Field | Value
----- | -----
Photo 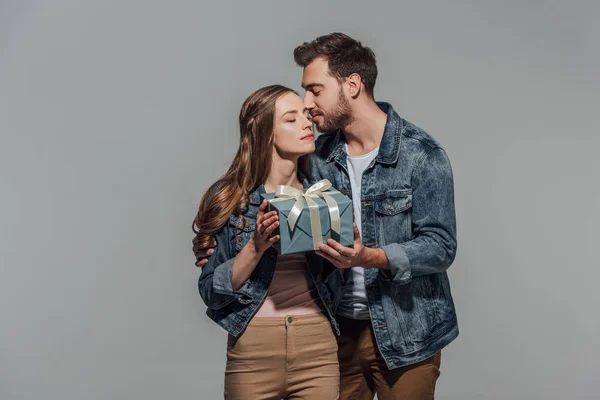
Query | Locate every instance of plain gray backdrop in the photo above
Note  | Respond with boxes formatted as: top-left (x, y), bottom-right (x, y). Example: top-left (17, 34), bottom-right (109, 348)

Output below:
top-left (1, 0), bottom-right (598, 399)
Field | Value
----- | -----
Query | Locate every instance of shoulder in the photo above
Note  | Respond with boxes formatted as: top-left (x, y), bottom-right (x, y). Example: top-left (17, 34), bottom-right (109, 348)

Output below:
top-left (401, 118), bottom-right (444, 152)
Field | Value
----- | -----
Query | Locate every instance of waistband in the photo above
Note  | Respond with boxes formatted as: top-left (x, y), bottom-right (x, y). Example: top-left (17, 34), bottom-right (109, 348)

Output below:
top-left (250, 312), bottom-right (328, 327)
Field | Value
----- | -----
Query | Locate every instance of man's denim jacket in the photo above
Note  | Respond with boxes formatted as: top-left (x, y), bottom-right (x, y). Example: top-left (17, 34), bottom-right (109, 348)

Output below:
top-left (198, 181), bottom-right (344, 338)
top-left (310, 102), bottom-right (459, 369)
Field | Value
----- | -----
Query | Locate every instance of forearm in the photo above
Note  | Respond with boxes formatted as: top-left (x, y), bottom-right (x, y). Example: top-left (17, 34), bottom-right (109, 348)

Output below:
top-left (362, 247), bottom-right (390, 269)
top-left (201, 241), bottom-right (263, 308)
top-left (359, 239), bottom-right (455, 278)
top-left (231, 239), bottom-right (264, 291)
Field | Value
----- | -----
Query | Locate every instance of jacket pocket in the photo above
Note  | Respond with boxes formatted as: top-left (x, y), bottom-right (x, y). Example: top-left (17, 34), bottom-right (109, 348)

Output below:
top-left (379, 276), bottom-right (434, 353)
top-left (379, 274), bottom-right (454, 353)
top-left (374, 191), bottom-right (412, 245)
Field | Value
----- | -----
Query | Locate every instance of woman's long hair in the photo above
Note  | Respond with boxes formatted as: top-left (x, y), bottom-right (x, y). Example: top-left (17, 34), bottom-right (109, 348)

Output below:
top-left (192, 85), bottom-right (310, 256)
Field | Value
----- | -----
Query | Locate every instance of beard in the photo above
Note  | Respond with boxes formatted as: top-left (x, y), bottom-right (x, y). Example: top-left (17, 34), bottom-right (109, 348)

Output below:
top-left (313, 88), bottom-right (354, 133)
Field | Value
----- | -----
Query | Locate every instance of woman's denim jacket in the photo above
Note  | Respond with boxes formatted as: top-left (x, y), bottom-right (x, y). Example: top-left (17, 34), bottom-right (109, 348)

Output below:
top-left (198, 181), bottom-right (344, 337)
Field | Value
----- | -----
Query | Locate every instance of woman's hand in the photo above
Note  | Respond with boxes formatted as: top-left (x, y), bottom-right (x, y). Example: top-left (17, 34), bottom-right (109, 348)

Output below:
top-left (249, 199), bottom-right (280, 254)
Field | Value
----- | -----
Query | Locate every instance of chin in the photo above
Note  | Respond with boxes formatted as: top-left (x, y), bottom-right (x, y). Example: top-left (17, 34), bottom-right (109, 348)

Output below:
top-left (316, 123), bottom-right (336, 134)
top-left (299, 142), bottom-right (315, 156)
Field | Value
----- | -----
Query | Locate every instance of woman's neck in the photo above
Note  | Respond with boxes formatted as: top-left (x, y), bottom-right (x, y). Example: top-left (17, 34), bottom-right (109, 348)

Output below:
top-left (264, 154), bottom-right (302, 193)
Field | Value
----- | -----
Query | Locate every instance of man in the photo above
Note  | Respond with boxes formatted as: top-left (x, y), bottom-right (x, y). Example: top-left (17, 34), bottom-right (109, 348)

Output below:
top-left (195, 33), bottom-right (458, 400)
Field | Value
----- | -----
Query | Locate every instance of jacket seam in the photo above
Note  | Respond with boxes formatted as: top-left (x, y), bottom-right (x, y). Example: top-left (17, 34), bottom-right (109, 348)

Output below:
top-left (410, 146), bottom-right (443, 182)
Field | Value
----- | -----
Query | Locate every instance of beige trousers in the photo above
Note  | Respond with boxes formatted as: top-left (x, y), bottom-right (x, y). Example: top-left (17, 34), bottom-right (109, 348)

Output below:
top-left (224, 312), bottom-right (339, 399)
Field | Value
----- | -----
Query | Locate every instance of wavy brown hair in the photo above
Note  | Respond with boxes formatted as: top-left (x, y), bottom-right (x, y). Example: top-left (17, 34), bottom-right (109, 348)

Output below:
top-left (192, 85), bottom-right (310, 257)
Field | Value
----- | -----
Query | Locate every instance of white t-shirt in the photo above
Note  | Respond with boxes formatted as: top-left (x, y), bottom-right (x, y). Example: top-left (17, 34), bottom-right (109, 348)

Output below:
top-left (336, 143), bottom-right (379, 320)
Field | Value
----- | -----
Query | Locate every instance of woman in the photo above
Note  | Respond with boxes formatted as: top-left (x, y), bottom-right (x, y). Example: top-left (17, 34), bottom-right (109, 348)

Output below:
top-left (192, 85), bottom-right (343, 399)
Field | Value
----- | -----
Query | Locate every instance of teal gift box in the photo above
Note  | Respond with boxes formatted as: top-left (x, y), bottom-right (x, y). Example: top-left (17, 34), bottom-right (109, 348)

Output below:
top-left (260, 180), bottom-right (354, 255)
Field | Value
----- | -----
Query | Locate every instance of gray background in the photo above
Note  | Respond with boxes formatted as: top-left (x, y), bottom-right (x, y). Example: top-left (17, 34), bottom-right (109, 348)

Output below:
top-left (1, 0), bottom-right (598, 399)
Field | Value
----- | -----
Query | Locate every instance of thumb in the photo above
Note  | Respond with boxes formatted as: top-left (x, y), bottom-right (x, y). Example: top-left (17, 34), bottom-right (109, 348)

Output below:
top-left (353, 223), bottom-right (361, 242)
top-left (258, 199), bottom-right (268, 216)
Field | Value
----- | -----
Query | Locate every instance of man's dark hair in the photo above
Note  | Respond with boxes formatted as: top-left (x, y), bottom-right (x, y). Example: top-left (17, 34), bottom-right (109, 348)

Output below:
top-left (293, 32), bottom-right (378, 97)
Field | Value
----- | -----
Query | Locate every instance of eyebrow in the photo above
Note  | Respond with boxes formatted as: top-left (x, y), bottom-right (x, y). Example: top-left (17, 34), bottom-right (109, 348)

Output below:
top-left (301, 82), bottom-right (325, 90)
top-left (281, 108), bottom-right (309, 118)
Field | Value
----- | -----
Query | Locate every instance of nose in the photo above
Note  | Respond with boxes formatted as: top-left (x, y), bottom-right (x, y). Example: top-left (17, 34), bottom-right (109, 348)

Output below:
top-left (302, 114), bottom-right (313, 130)
top-left (303, 92), bottom-right (315, 110)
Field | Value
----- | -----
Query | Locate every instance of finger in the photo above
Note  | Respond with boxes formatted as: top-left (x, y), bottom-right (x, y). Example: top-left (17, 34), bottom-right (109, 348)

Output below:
top-left (195, 258), bottom-right (209, 267)
top-left (326, 251), bottom-right (352, 268)
top-left (195, 247), bottom-right (214, 258)
top-left (261, 215), bottom-right (279, 229)
top-left (257, 211), bottom-right (276, 229)
top-left (264, 211), bottom-right (278, 219)
top-left (259, 223), bottom-right (269, 236)
top-left (264, 220), bottom-right (280, 235)
top-left (269, 235), bottom-right (280, 244)
top-left (326, 239), bottom-right (356, 258)
top-left (259, 199), bottom-right (269, 212)
top-left (318, 243), bottom-right (344, 261)
top-left (209, 238), bottom-right (217, 247)
top-left (257, 200), bottom-right (268, 220)
top-left (353, 223), bottom-right (361, 242)
top-left (316, 251), bottom-right (345, 269)
top-left (258, 217), bottom-right (271, 234)
top-left (262, 214), bottom-right (278, 224)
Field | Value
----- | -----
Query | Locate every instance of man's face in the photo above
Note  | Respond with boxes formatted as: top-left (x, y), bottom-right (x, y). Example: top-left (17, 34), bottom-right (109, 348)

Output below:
top-left (301, 57), bottom-right (353, 133)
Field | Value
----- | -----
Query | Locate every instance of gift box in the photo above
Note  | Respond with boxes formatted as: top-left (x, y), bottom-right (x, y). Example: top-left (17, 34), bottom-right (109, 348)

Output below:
top-left (260, 179), bottom-right (354, 254)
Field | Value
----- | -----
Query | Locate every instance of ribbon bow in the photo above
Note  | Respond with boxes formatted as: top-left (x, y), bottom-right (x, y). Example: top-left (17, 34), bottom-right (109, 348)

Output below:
top-left (269, 179), bottom-right (341, 250)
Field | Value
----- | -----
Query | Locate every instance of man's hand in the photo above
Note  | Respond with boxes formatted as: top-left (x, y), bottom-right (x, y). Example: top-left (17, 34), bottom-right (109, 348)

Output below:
top-left (316, 223), bottom-right (366, 269)
top-left (193, 237), bottom-right (217, 267)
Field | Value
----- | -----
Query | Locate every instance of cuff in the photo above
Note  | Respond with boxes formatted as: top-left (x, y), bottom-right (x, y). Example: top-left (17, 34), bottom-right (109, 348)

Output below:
top-left (382, 243), bottom-right (411, 285)
top-left (212, 258), bottom-right (236, 295)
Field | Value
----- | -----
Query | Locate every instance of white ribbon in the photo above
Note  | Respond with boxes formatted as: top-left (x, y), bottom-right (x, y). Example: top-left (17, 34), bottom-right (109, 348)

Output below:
top-left (268, 179), bottom-right (341, 250)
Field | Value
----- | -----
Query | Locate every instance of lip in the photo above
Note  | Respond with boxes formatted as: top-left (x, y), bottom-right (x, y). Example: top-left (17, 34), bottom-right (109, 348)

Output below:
top-left (300, 134), bottom-right (315, 141)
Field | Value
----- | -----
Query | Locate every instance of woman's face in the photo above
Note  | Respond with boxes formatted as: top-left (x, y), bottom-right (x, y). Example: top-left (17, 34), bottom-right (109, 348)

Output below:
top-left (272, 92), bottom-right (315, 159)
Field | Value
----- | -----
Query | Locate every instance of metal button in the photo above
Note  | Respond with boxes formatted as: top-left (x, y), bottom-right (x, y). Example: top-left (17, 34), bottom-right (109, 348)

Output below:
top-left (287, 316), bottom-right (293, 323)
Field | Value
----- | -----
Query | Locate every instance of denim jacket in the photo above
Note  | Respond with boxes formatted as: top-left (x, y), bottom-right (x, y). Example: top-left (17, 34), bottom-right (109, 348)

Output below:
top-left (198, 181), bottom-right (344, 337)
top-left (310, 102), bottom-right (459, 369)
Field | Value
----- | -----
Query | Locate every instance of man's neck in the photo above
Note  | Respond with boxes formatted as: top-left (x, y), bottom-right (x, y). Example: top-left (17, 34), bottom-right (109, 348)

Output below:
top-left (343, 100), bottom-right (387, 156)
top-left (264, 155), bottom-right (302, 193)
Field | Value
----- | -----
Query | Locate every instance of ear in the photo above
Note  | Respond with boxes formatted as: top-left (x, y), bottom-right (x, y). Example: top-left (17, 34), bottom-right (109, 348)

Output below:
top-left (346, 73), bottom-right (363, 99)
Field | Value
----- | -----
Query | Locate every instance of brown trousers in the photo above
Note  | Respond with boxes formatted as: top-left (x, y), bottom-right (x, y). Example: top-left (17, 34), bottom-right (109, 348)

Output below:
top-left (337, 316), bottom-right (441, 400)
top-left (224, 313), bottom-right (339, 399)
